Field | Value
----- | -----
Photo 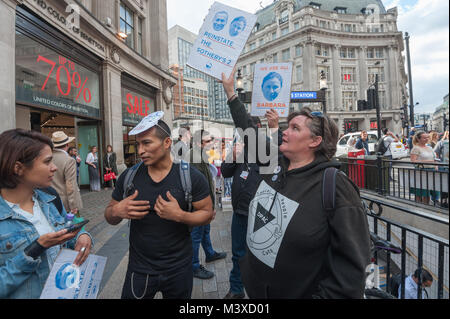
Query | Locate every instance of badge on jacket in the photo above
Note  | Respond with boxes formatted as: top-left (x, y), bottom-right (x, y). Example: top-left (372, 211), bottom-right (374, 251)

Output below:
top-left (240, 171), bottom-right (249, 180)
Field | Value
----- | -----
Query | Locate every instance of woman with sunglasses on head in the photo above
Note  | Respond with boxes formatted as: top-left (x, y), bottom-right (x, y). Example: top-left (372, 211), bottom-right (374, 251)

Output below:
top-left (220, 69), bottom-right (370, 299)
top-left (0, 129), bottom-right (92, 298)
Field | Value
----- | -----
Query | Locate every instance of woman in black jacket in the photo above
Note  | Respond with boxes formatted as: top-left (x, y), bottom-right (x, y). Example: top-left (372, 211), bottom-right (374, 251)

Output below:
top-left (221, 141), bottom-right (261, 299)
top-left (103, 145), bottom-right (118, 189)
top-left (220, 69), bottom-right (371, 299)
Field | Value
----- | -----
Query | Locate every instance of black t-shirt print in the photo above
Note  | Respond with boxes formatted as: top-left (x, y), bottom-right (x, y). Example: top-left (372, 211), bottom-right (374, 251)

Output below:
top-left (112, 163), bottom-right (210, 274)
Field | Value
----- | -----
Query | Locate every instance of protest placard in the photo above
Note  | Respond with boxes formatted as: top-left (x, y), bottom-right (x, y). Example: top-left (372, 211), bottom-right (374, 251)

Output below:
top-left (187, 1), bottom-right (257, 80)
top-left (40, 249), bottom-right (107, 299)
top-left (251, 63), bottom-right (293, 117)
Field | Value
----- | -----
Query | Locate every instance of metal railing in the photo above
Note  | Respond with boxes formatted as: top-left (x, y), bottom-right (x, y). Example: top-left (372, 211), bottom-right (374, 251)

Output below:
top-left (363, 195), bottom-right (449, 299)
top-left (336, 155), bottom-right (449, 211)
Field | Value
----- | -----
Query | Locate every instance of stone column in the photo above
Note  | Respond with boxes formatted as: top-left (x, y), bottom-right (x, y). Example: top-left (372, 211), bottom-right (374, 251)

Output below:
top-left (332, 44), bottom-right (342, 111)
top-left (148, 0), bottom-right (169, 69)
top-left (302, 39), bottom-right (314, 91)
top-left (102, 60), bottom-right (127, 174)
top-left (362, 116), bottom-right (370, 131)
top-left (0, 0), bottom-right (18, 133)
top-left (387, 45), bottom-right (399, 109)
top-left (358, 46), bottom-right (368, 100)
top-left (337, 115), bottom-right (344, 135)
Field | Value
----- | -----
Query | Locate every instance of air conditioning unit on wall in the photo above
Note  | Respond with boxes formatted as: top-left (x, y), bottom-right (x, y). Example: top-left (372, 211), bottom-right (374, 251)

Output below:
top-left (105, 17), bottom-right (112, 27)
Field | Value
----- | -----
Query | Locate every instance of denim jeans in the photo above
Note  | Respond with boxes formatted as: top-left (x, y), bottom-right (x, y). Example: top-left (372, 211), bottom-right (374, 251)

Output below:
top-left (191, 224), bottom-right (216, 271)
top-left (229, 212), bottom-right (248, 295)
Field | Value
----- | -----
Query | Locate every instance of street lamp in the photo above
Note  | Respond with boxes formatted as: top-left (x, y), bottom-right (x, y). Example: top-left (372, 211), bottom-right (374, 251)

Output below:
top-left (236, 69), bottom-right (244, 93)
top-left (405, 32), bottom-right (416, 127)
top-left (368, 61), bottom-right (382, 141)
top-left (319, 70), bottom-right (328, 114)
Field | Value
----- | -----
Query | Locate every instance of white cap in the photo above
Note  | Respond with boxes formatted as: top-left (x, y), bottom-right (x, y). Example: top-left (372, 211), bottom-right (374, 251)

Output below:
top-left (129, 111), bottom-right (165, 136)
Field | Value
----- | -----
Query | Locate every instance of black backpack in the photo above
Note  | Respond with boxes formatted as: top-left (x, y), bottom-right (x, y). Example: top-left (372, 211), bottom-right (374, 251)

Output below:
top-left (122, 160), bottom-right (193, 213)
top-left (322, 167), bottom-right (344, 212)
top-left (374, 136), bottom-right (388, 155)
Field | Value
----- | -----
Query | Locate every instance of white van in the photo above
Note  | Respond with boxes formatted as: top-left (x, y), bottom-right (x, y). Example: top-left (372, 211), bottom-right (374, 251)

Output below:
top-left (336, 131), bottom-right (378, 157)
top-left (335, 131), bottom-right (408, 159)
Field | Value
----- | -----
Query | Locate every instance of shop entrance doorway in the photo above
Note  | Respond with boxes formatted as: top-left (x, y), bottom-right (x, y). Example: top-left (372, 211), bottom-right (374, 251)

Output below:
top-left (77, 122), bottom-right (100, 187)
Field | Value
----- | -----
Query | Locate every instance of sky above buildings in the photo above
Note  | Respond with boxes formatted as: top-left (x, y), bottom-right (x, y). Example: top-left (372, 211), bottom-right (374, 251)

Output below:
top-left (167, 0), bottom-right (449, 114)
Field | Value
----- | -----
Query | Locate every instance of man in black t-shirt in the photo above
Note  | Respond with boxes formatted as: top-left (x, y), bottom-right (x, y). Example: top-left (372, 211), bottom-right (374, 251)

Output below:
top-left (104, 117), bottom-right (213, 299)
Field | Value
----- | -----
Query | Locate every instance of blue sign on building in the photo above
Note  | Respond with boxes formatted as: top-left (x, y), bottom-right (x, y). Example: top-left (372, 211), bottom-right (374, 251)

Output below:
top-left (291, 91), bottom-right (317, 100)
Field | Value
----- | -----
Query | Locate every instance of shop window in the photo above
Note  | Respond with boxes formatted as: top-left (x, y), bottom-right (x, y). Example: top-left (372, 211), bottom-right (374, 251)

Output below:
top-left (121, 86), bottom-right (155, 126)
top-left (15, 31), bottom-right (100, 118)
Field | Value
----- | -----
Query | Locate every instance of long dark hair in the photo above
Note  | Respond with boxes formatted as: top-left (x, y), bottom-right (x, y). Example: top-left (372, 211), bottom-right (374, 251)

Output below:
top-left (0, 129), bottom-right (53, 189)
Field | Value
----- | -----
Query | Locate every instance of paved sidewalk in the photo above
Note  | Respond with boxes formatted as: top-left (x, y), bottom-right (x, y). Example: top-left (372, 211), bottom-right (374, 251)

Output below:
top-left (79, 189), bottom-right (237, 299)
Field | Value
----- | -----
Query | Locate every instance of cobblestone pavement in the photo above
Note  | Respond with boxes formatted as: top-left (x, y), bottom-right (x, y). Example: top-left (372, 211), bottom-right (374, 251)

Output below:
top-left (79, 189), bottom-right (238, 299)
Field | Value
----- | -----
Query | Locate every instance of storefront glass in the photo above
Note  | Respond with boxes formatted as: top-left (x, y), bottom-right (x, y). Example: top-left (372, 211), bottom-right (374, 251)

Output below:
top-left (121, 85), bottom-right (156, 167)
top-left (121, 86), bottom-right (156, 126)
top-left (15, 31), bottom-right (101, 118)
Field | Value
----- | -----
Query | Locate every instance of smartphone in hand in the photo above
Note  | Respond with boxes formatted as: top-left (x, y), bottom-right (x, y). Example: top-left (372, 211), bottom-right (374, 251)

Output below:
top-left (64, 219), bottom-right (89, 233)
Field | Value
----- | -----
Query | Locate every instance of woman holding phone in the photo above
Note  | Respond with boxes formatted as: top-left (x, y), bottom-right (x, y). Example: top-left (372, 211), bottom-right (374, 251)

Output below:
top-left (0, 129), bottom-right (93, 298)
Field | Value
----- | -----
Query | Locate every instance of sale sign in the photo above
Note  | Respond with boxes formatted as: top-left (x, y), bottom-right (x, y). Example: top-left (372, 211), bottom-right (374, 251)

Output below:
top-left (37, 55), bottom-right (92, 103)
top-left (251, 63), bottom-right (293, 117)
top-left (15, 33), bottom-right (100, 118)
top-left (187, 2), bottom-right (257, 80)
top-left (126, 93), bottom-right (152, 117)
top-left (121, 87), bottom-right (155, 125)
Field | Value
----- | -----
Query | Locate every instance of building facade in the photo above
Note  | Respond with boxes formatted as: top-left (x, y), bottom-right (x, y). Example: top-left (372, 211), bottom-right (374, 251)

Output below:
top-left (236, 0), bottom-right (408, 134)
top-left (1, 0), bottom-right (176, 185)
top-left (432, 94), bottom-right (449, 133)
top-left (170, 65), bottom-right (209, 121)
top-left (168, 25), bottom-right (232, 123)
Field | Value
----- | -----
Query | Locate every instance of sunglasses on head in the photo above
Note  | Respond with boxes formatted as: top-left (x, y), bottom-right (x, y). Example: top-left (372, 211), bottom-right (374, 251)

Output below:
top-left (310, 111), bottom-right (325, 137)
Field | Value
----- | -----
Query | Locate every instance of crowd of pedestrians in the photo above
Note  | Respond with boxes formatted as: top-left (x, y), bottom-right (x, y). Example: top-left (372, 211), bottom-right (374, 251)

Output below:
top-left (2, 71), bottom-right (445, 299)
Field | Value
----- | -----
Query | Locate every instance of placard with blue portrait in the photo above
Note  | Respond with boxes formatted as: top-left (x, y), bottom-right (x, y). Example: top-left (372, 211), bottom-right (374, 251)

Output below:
top-left (251, 63), bottom-right (293, 117)
top-left (187, 1), bottom-right (257, 80)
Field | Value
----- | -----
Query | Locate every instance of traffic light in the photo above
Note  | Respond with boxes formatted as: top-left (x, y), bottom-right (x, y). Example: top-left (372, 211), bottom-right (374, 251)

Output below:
top-left (357, 100), bottom-right (368, 111)
top-left (444, 114), bottom-right (448, 131)
top-left (400, 104), bottom-right (409, 128)
top-left (367, 88), bottom-right (377, 110)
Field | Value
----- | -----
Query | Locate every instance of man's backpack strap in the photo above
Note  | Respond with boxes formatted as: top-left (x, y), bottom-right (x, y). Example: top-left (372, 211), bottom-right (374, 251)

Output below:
top-left (40, 187), bottom-right (64, 216)
top-left (179, 160), bottom-right (193, 212)
top-left (322, 167), bottom-right (339, 212)
top-left (123, 162), bottom-right (143, 199)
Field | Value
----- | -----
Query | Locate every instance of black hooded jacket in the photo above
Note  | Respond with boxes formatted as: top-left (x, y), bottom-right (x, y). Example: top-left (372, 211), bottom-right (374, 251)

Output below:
top-left (227, 97), bottom-right (371, 299)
